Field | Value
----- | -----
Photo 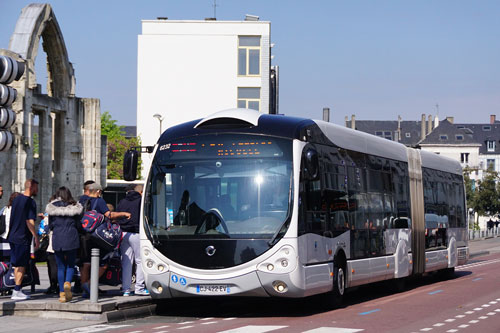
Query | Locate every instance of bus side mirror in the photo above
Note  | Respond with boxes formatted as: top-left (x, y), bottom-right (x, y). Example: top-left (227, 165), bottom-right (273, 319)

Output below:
top-left (304, 149), bottom-right (319, 180)
top-left (123, 149), bottom-right (139, 181)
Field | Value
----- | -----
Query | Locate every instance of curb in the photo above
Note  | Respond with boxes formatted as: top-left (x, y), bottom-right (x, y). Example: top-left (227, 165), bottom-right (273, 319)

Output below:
top-left (0, 295), bottom-right (156, 322)
top-left (469, 250), bottom-right (490, 259)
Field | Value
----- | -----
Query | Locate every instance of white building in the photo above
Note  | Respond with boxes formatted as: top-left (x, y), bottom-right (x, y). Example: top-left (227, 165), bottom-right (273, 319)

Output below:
top-left (137, 17), bottom-right (274, 179)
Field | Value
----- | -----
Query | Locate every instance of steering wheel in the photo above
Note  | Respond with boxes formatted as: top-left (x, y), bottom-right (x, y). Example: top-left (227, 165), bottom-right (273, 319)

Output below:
top-left (195, 208), bottom-right (229, 234)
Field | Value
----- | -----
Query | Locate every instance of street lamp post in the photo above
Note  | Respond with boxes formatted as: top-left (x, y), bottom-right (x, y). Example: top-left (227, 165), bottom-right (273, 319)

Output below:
top-left (153, 113), bottom-right (164, 136)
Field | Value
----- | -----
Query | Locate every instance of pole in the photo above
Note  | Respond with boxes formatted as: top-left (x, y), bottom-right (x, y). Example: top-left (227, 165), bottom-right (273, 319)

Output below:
top-left (90, 248), bottom-right (99, 303)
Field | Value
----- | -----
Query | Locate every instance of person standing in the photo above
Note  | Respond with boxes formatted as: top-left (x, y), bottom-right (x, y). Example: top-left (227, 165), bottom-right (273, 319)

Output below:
top-left (0, 184), bottom-right (3, 200)
top-left (117, 184), bottom-right (148, 296)
top-left (78, 183), bottom-right (131, 297)
top-left (7, 179), bottom-right (40, 300)
top-left (1, 192), bottom-right (21, 262)
top-left (45, 187), bottom-right (83, 302)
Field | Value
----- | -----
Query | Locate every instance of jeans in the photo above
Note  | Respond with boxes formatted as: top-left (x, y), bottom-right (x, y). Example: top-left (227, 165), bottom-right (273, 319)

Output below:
top-left (54, 249), bottom-right (77, 292)
top-left (121, 232), bottom-right (145, 292)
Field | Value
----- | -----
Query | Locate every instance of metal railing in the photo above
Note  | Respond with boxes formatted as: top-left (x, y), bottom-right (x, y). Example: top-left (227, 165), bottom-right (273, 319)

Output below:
top-left (469, 227), bottom-right (500, 240)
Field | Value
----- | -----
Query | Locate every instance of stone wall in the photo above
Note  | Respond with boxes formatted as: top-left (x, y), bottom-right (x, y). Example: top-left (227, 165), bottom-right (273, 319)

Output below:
top-left (0, 4), bottom-right (104, 211)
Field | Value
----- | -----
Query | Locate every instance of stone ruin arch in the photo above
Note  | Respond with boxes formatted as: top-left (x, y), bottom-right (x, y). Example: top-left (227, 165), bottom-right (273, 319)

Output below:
top-left (0, 3), bottom-right (105, 210)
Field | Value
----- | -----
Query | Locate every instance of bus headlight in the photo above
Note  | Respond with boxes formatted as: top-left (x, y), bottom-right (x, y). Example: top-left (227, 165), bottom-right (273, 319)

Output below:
top-left (272, 281), bottom-right (288, 293)
top-left (157, 264), bottom-right (165, 272)
top-left (146, 260), bottom-right (155, 268)
top-left (258, 245), bottom-right (297, 274)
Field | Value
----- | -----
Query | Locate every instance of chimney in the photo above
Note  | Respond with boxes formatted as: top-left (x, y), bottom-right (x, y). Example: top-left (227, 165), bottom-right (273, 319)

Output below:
top-left (421, 114), bottom-right (426, 140)
top-left (323, 107), bottom-right (330, 122)
top-left (446, 116), bottom-right (454, 124)
top-left (491, 114), bottom-right (496, 124)
top-left (345, 116), bottom-right (349, 127)
top-left (397, 115), bottom-right (402, 142)
top-left (428, 115), bottom-right (433, 134)
top-left (351, 115), bottom-right (356, 130)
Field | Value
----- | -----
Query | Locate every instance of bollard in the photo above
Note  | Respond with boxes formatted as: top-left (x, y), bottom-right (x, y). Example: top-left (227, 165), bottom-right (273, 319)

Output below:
top-left (90, 248), bottom-right (100, 303)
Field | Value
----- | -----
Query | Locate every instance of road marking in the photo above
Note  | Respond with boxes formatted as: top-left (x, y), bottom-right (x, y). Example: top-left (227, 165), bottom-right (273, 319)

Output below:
top-left (489, 301), bottom-right (497, 304)
top-left (217, 326), bottom-right (288, 333)
top-left (479, 316), bottom-right (488, 319)
top-left (153, 331), bottom-right (168, 333)
top-left (177, 326), bottom-right (194, 330)
top-left (446, 330), bottom-right (458, 333)
top-left (455, 315), bottom-right (465, 318)
top-left (420, 329), bottom-right (432, 332)
top-left (458, 324), bottom-right (469, 328)
top-left (154, 327), bottom-right (170, 330)
top-left (428, 290), bottom-right (443, 295)
top-left (465, 311), bottom-right (474, 314)
top-left (444, 319), bottom-right (455, 323)
top-left (178, 322), bottom-right (194, 325)
top-left (359, 309), bottom-right (380, 315)
top-left (302, 328), bottom-right (364, 333)
top-left (469, 320), bottom-right (479, 323)
top-left (202, 322), bottom-right (218, 325)
top-left (201, 317), bottom-right (215, 321)
top-left (433, 323), bottom-right (444, 327)
top-left (473, 308), bottom-right (483, 311)
top-left (487, 312), bottom-right (496, 315)
top-left (457, 258), bottom-right (500, 270)
top-left (472, 278), bottom-right (482, 281)
top-left (482, 304), bottom-right (491, 307)
top-left (53, 325), bottom-right (132, 333)
top-left (127, 331), bottom-right (143, 333)
top-left (223, 318), bottom-right (237, 321)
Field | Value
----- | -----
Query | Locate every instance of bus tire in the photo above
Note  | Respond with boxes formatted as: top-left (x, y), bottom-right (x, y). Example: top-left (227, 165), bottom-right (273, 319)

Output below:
top-left (329, 262), bottom-right (345, 308)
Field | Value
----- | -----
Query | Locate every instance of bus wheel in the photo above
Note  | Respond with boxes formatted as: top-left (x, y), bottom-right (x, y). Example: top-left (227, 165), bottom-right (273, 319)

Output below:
top-left (328, 263), bottom-right (345, 308)
top-left (440, 267), bottom-right (455, 280)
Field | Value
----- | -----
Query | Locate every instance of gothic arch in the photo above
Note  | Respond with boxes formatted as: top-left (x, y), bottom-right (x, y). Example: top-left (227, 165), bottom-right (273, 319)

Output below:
top-left (8, 3), bottom-right (75, 98)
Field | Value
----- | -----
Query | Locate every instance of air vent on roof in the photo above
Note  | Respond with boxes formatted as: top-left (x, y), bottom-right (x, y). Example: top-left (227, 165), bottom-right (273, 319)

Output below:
top-left (196, 117), bottom-right (254, 129)
top-left (194, 108), bottom-right (261, 129)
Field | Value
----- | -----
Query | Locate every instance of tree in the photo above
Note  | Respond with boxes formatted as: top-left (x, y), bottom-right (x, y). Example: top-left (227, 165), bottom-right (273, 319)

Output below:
top-left (101, 111), bottom-right (141, 179)
top-left (471, 166), bottom-right (500, 225)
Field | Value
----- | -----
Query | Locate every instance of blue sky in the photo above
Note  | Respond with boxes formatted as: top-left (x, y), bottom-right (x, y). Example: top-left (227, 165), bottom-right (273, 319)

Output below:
top-left (1, 0), bottom-right (499, 126)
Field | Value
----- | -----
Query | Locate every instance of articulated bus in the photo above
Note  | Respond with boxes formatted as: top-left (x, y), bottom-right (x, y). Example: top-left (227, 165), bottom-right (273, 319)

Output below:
top-left (133, 109), bottom-right (468, 302)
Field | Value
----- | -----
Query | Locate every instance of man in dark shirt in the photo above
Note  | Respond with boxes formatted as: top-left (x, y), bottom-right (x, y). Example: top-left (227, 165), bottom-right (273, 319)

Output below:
top-left (117, 184), bottom-right (148, 296)
top-left (8, 179), bottom-right (40, 300)
top-left (78, 183), bottom-right (130, 297)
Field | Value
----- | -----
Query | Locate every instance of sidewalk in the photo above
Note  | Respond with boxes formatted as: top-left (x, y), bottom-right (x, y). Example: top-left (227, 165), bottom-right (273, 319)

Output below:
top-left (0, 265), bottom-right (155, 322)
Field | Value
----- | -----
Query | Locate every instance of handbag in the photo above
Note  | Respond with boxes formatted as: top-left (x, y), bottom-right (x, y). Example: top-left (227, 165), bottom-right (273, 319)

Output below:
top-left (90, 220), bottom-right (123, 253)
top-left (34, 234), bottom-right (49, 262)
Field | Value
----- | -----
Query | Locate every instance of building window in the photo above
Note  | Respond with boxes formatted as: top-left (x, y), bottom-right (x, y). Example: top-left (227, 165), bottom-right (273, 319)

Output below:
top-left (487, 140), bottom-right (496, 152)
top-left (460, 153), bottom-right (469, 163)
top-left (405, 132), bottom-right (411, 138)
top-left (483, 125), bottom-right (491, 131)
top-left (237, 87), bottom-right (260, 111)
top-left (487, 159), bottom-right (495, 170)
top-left (439, 135), bottom-right (448, 140)
top-left (384, 131), bottom-right (392, 140)
top-left (456, 135), bottom-right (463, 141)
top-left (375, 131), bottom-right (383, 137)
top-left (238, 36), bottom-right (261, 76)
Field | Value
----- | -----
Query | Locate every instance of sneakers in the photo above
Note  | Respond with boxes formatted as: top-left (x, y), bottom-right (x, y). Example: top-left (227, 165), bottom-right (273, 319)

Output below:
top-left (123, 290), bottom-right (131, 297)
top-left (135, 289), bottom-right (150, 296)
top-left (11, 290), bottom-right (30, 300)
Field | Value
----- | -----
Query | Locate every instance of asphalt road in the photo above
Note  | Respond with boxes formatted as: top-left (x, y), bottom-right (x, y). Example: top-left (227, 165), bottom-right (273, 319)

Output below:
top-left (56, 237), bottom-right (500, 333)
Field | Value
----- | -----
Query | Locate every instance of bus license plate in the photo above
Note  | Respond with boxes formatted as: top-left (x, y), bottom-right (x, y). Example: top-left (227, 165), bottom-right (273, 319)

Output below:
top-left (196, 285), bottom-right (230, 294)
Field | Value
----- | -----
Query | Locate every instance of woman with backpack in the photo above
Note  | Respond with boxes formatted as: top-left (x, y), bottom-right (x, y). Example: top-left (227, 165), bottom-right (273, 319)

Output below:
top-left (45, 187), bottom-right (83, 303)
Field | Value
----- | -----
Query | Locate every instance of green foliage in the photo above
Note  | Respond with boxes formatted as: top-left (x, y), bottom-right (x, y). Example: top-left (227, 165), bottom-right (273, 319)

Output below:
top-left (101, 111), bottom-right (141, 179)
top-left (32, 133), bottom-right (39, 157)
top-left (467, 166), bottom-right (500, 226)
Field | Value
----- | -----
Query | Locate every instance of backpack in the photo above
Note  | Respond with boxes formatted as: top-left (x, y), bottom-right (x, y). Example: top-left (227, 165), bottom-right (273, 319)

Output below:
top-left (90, 220), bottom-right (123, 253)
top-left (80, 199), bottom-right (105, 233)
